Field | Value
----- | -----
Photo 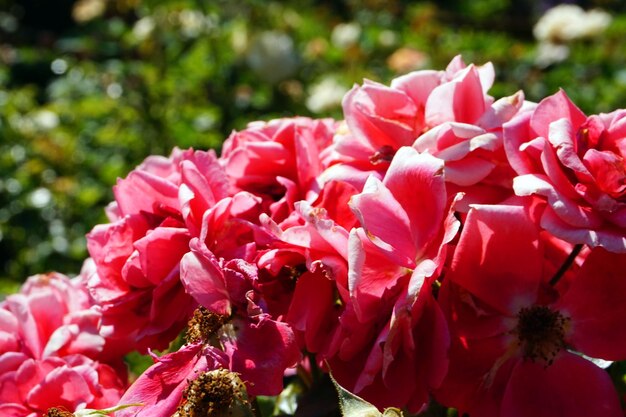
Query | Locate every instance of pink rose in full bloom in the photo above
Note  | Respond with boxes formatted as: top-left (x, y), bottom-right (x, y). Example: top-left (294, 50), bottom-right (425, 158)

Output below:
top-left (86, 148), bottom-right (230, 352)
top-left (221, 117), bottom-right (337, 222)
top-left (436, 204), bottom-right (626, 417)
top-left (258, 195), bottom-right (353, 355)
top-left (0, 273), bottom-right (126, 416)
top-left (505, 90), bottom-right (626, 252)
top-left (0, 354), bottom-right (126, 417)
top-left (323, 56), bottom-right (530, 208)
top-left (325, 147), bottom-right (459, 412)
top-left (1, 272), bottom-right (106, 360)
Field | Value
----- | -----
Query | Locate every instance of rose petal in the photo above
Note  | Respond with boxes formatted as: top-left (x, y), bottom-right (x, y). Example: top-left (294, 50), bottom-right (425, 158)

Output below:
top-left (501, 352), bottom-right (622, 417)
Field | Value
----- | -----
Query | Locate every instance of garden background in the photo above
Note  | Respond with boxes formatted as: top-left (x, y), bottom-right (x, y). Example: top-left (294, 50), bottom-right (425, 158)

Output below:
top-left (1, 0), bottom-right (626, 295)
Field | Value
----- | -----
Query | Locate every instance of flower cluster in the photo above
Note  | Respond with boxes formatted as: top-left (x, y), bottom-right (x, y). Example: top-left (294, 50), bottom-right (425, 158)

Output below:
top-left (4, 56), bottom-right (626, 417)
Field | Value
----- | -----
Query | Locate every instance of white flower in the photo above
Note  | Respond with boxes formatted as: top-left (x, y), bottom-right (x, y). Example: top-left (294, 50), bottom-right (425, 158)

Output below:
top-left (72, 0), bottom-right (106, 23)
top-left (306, 77), bottom-right (348, 113)
top-left (533, 4), bottom-right (612, 43)
top-left (33, 110), bottom-right (59, 130)
top-left (132, 16), bottom-right (155, 41)
top-left (535, 41), bottom-right (570, 67)
top-left (179, 10), bottom-right (206, 38)
top-left (29, 188), bottom-right (52, 208)
top-left (331, 22), bottom-right (361, 49)
top-left (246, 31), bottom-right (298, 83)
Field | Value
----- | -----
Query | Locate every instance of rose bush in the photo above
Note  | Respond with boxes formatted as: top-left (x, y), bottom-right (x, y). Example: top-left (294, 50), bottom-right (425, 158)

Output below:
top-left (3, 56), bottom-right (626, 417)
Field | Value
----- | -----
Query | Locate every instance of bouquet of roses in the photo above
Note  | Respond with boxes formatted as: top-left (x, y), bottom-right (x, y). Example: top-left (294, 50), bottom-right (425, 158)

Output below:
top-left (2, 56), bottom-right (626, 417)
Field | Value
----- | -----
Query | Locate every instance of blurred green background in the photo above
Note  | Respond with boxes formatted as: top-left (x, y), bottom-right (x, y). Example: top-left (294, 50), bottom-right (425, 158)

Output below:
top-left (2, 0), bottom-right (626, 293)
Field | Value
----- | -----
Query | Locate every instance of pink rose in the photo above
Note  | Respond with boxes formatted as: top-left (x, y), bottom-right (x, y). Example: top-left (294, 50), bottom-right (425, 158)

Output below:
top-left (0, 273), bottom-right (126, 416)
top-left (221, 117), bottom-right (337, 222)
top-left (0, 354), bottom-right (125, 416)
top-left (180, 239), bottom-right (300, 396)
top-left (505, 90), bottom-right (626, 252)
top-left (326, 147), bottom-right (459, 412)
top-left (86, 148), bottom-right (230, 352)
top-left (437, 204), bottom-right (626, 417)
top-left (323, 56), bottom-right (526, 203)
top-left (1, 273), bottom-right (104, 360)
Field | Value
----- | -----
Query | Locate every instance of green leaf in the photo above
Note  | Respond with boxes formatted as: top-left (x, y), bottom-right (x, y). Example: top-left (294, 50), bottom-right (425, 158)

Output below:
top-left (329, 372), bottom-right (382, 417)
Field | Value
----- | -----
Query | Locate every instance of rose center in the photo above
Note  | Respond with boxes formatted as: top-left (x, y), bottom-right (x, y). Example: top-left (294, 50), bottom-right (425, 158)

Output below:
top-left (369, 145), bottom-right (396, 165)
top-left (514, 305), bottom-right (569, 366)
top-left (44, 408), bottom-right (74, 417)
top-left (176, 369), bottom-right (249, 417)
top-left (185, 307), bottom-right (227, 345)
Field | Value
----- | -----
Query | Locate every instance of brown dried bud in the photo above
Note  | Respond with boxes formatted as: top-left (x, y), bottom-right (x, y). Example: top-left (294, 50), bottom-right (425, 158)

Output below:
top-left (175, 369), bottom-right (254, 417)
top-left (185, 307), bottom-right (227, 345)
top-left (44, 408), bottom-right (74, 417)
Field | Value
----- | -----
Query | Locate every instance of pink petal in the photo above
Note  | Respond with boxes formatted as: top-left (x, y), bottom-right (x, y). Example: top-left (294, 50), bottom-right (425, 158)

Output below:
top-left (530, 90), bottom-right (587, 139)
top-left (391, 69), bottom-right (441, 105)
top-left (444, 157), bottom-right (496, 186)
top-left (135, 227), bottom-right (190, 286)
top-left (116, 343), bottom-right (219, 417)
top-left (179, 239), bottom-right (231, 316)
top-left (425, 65), bottom-right (486, 126)
top-left (27, 365), bottom-right (94, 411)
top-left (583, 148), bottom-right (626, 198)
top-left (555, 248), bottom-right (626, 359)
top-left (87, 215), bottom-right (150, 301)
top-left (541, 120), bottom-right (587, 198)
top-left (350, 176), bottom-right (416, 267)
top-left (513, 174), bottom-right (604, 228)
top-left (503, 111), bottom-right (537, 175)
top-left (477, 90), bottom-right (525, 130)
top-left (348, 229), bottom-right (407, 322)
top-left (114, 170), bottom-right (180, 216)
top-left (501, 352), bottom-right (622, 417)
top-left (286, 269), bottom-right (337, 354)
top-left (383, 147), bottom-right (447, 256)
top-left (540, 208), bottom-right (626, 252)
top-left (226, 317), bottom-right (299, 396)
top-left (0, 404), bottom-right (32, 417)
top-left (343, 82), bottom-right (418, 149)
top-left (448, 204), bottom-right (543, 314)
top-left (548, 118), bottom-right (594, 183)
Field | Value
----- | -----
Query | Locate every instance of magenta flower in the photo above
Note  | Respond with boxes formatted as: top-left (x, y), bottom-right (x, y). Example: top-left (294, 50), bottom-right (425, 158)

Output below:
top-left (436, 204), bottom-right (626, 416)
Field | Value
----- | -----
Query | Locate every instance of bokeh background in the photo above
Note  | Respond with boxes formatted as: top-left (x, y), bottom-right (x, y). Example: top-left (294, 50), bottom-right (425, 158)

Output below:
top-left (2, 0), bottom-right (626, 294)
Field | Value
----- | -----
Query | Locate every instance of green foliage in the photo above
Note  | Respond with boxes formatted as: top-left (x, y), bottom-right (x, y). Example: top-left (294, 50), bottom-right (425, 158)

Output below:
top-left (331, 372), bottom-right (403, 417)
